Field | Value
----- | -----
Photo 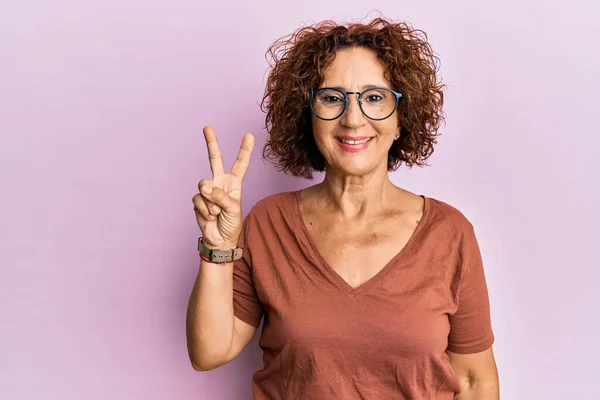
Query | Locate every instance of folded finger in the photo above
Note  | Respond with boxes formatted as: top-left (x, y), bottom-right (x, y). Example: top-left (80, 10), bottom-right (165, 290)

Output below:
top-left (199, 185), bottom-right (238, 213)
top-left (197, 179), bottom-right (221, 215)
top-left (193, 193), bottom-right (216, 221)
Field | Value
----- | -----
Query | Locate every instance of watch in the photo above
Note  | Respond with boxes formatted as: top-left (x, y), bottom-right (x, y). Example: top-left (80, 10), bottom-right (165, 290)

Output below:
top-left (197, 237), bottom-right (243, 264)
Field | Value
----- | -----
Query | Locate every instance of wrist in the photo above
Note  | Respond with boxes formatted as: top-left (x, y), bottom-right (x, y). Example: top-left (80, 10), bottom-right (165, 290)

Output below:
top-left (198, 236), bottom-right (242, 265)
top-left (201, 238), bottom-right (239, 251)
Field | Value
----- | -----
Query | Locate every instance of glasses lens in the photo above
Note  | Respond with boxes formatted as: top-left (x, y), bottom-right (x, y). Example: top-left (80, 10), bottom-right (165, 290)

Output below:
top-left (311, 89), bottom-right (345, 120)
top-left (361, 88), bottom-right (397, 120)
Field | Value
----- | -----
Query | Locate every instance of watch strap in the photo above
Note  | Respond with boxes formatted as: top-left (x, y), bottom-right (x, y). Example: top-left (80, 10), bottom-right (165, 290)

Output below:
top-left (198, 237), bottom-right (243, 264)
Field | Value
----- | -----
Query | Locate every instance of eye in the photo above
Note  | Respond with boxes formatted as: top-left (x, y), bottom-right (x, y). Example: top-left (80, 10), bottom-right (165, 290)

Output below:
top-left (315, 89), bottom-right (345, 104)
top-left (322, 96), bottom-right (343, 103)
top-left (364, 94), bottom-right (383, 103)
top-left (363, 88), bottom-right (393, 104)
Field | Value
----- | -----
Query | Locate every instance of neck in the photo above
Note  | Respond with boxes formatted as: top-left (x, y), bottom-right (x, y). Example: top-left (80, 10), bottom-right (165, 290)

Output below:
top-left (318, 164), bottom-right (395, 219)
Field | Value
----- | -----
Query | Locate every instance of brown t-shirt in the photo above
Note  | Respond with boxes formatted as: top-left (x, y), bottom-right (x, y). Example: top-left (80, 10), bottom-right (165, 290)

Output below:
top-left (233, 191), bottom-right (494, 399)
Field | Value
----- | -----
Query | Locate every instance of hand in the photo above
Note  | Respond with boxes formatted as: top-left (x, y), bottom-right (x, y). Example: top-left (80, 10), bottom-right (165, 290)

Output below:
top-left (193, 126), bottom-right (255, 249)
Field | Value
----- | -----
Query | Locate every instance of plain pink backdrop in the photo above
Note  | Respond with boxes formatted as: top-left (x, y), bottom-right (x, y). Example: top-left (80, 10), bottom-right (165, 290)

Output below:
top-left (1, 1), bottom-right (599, 399)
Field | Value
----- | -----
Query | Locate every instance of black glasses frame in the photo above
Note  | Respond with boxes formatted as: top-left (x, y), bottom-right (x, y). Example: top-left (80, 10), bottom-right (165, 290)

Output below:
top-left (309, 87), bottom-right (403, 121)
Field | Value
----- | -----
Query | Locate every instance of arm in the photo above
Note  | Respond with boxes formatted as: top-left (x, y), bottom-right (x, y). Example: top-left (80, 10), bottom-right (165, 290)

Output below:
top-left (447, 220), bottom-right (498, 398)
top-left (448, 347), bottom-right (499, 399)
top-left (186, 258), bottom-right (257, 371)
top-left (187, 126), bottom-right (258, 371)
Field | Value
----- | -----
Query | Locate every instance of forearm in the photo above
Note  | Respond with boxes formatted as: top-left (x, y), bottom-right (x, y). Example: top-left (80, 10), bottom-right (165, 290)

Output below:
top-left (186, 259), bottom-right (235, 369)
top-left (454, 378), bottom-right (500, 400)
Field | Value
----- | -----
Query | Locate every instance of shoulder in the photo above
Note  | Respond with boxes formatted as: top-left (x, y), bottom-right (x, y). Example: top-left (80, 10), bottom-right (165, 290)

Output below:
top-left (423, 197), bottom-right (484, 275)
top-left (244, 190), bottom-right (299, 224)
top-left (240, 191), bottom-right (300, 255)
top-left (424, 196), bottom-right (475, 236)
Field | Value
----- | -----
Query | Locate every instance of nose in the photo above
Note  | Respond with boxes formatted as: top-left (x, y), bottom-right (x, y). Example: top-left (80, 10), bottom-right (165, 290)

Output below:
top-left (340, 93), bottom-right (366, 128)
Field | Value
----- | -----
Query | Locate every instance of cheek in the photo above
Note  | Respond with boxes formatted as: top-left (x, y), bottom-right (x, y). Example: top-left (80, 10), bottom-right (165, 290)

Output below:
top-left (311, 115), bottom-right (326, 133)
top-left (311, 119), bottom-right (334, 147)
top-left (374, 119), bottom-right (400, 141)
top-left (384, 115), bottom-right (400, 133)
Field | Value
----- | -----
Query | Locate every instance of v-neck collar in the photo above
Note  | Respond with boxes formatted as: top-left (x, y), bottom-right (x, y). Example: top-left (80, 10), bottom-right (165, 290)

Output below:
top-left (291, 189), bottom-right (432, 296)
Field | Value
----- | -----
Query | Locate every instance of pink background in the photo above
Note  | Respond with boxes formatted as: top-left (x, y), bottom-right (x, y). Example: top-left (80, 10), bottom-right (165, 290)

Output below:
top-left (1, 1), bottom-right (598, 399)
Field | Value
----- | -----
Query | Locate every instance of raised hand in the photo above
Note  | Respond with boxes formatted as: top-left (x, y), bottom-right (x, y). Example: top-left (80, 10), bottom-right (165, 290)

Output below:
top-left (193, 126), bottom-right (255, 250)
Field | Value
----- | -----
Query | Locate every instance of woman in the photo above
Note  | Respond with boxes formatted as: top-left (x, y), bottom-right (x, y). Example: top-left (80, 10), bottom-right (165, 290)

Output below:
top-left (187, 17), bottom-right (499, 399)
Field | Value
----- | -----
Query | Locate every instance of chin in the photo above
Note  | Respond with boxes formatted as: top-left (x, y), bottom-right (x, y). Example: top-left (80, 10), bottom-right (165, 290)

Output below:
top-left (320, 141), bottom-right (389, 176)
top-left (330, 159), bottom-right (380, 176)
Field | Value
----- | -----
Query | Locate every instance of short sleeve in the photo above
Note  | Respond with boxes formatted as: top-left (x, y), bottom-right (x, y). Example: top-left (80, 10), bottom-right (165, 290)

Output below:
top-left (232, 215), bottom-right (264, 328)
top-left (447, 222), bottom-right (495, 354)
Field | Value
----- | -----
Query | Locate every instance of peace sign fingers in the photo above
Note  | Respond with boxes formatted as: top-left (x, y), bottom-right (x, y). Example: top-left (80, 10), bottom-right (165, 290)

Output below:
top-left (196, 127), bottom-right (254, 248)
top-left (203, 126), bottom-right (225, 177)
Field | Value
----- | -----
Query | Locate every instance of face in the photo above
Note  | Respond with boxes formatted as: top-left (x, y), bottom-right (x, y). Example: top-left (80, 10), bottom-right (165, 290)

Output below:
top-left (311, 46), bottom-right (400, 177)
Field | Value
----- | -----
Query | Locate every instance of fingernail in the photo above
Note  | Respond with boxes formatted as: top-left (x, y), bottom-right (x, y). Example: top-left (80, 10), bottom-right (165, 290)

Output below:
top-left (211, 205), bottom-right (221, 214)
top-left (201, 185), bottom-right (213, 194)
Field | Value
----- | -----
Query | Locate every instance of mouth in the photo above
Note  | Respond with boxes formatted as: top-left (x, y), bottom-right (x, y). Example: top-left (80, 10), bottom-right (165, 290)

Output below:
top-left (335, 137), bottom-right (374, 145)
top-left (334, 136), bottom-right (374, 153)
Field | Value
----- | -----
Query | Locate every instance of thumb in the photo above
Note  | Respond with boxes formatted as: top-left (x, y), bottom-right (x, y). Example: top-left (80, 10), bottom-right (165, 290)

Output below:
top-left (200, 185), bottom-right (239, 213)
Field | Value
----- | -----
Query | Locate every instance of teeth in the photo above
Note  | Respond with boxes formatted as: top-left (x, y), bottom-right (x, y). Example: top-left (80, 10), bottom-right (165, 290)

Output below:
top-left (338, 138), bottom-right (371, 145)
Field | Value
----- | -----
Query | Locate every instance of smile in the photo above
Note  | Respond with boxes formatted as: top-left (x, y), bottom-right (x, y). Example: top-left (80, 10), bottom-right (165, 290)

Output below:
top-left (335, 136), bottom-right (374, 152)
top-left (336, 137), bottom-right (373, 145)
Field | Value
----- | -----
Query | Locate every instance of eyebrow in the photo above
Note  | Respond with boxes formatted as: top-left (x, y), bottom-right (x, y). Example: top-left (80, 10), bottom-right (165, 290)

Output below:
top-left (324, 84), bottom-right (391, 91)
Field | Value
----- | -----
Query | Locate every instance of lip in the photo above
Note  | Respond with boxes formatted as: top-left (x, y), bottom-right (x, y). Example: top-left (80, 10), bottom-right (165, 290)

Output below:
top-left (336, 136), bottom-right (370, 140)
top-left (335, 136), bottom-right (374, 153)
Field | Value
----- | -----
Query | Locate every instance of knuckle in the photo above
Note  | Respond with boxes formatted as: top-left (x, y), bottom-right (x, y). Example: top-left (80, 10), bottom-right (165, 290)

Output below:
top-left (198, 208), bottom-right (210, 219)
top-left (194, 208), bottom-right (207, 222)
top-left (193, 197), bottom-right (207, 211)
top-left (198, 179), bottom-right (212, 189)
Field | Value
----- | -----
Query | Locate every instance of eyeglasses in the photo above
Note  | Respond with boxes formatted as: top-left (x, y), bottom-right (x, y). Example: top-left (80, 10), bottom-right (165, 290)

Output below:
top-left (309, 87), bottom-right (403, 121)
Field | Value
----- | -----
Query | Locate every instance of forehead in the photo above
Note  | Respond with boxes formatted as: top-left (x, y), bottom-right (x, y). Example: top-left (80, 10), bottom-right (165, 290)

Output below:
top-left (321, 47), bottom-right (389, 86)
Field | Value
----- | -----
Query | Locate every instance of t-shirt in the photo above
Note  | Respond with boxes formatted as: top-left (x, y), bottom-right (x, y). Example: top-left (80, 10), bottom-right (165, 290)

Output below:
top-left (233, 191), bottom-right (494, 399)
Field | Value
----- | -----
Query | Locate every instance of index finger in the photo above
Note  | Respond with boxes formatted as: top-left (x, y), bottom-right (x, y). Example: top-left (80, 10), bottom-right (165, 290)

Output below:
top-left (229, 133), bottom-right (255, 180)
top-left (203, 126), bottom-right (225, 177)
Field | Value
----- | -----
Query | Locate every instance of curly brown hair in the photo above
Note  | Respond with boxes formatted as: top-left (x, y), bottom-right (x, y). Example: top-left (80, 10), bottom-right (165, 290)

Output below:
top-left (260, 17), bottom-right (445, 179)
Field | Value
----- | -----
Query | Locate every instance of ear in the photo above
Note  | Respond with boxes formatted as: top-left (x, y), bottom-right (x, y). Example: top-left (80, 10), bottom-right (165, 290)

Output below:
top-left (394, 127), bottom-right (401, 140)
